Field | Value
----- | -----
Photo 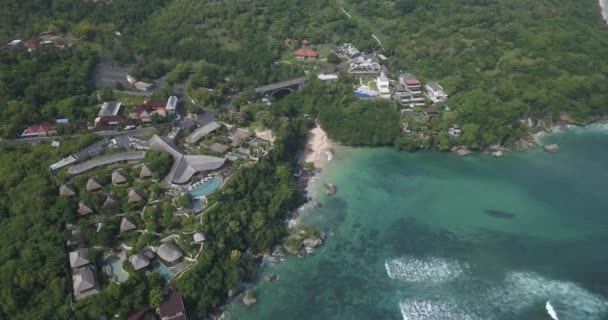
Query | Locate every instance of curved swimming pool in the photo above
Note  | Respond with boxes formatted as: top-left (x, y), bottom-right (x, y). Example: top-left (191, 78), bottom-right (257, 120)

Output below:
top-left (189, 177), bottom-right (223, 198)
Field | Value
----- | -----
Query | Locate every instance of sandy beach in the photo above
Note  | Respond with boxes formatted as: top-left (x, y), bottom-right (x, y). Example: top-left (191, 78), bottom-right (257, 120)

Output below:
top-left (301, 124), bottom-right (333, 169)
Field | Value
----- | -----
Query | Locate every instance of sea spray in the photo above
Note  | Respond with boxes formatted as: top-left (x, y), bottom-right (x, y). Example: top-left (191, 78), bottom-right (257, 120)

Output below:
top-left (385, 256), bottom-right (466, 283)
top-left (399, 299), bottom-right (477, 320)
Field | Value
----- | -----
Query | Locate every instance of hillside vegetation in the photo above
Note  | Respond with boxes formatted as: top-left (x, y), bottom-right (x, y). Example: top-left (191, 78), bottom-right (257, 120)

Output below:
top-left (0, 0), bottom-right (608, 318)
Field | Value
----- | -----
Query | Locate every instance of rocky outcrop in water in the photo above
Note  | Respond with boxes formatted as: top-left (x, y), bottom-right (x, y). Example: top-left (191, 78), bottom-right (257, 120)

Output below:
top-left (325, 183), bottom-right (337, 196)
top-left (264, 273), bottom-right (279, 282)
top-left (451, 146), bottom-right (472, 156)
top-left (544, 144), bottom-right (559, 153)
top-left (242, 291), bottom-right (257, 307)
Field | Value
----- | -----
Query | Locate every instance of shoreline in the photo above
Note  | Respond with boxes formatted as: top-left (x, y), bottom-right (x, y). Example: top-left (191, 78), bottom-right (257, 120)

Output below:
top-left (300, 123), bottom-right (334, 170)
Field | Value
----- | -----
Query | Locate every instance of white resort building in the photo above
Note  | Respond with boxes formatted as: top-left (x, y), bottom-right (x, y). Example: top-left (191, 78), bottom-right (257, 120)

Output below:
top-left (348, 56), bottom-right (383, 74)
top-left (425, 81), bottom-right (448, 103)
top-left (376, 72), bottom-right (390, 95)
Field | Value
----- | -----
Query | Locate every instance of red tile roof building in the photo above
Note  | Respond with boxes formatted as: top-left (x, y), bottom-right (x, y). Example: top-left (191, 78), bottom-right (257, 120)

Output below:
top-left (131, 100), bottom-right (168, 123)
top-left (21, 122), bottom-right (51, 137)
top-left (24, 39), bottom-right (40, 51)
top-left (293, 49), bottom-right (318, 59)
top-left (158, 289), bottom-right (187, 320)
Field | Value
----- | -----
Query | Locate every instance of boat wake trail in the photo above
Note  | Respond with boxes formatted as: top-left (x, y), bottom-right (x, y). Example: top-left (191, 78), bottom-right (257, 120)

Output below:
top-left (385, 256), bottom-right (466, 284)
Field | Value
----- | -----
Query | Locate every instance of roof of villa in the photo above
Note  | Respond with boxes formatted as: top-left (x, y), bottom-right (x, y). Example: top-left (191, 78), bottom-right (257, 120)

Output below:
top-left (208, 143), bottom-right (229, 154)
top-left (139, 164), bottom-right (152, 178)
top-left (193, 232), bottom-right (206, 243)
top-left (86, 177), bottom-right (103, 191)
top-left (148, 135), bottom-right (226, 185)
top-left (59, 184), bottom-right (76, 197)
top-left (128, 188), bottom-right (144, 203)
top-left (103, 194), bottom-right (117, 207)
top-left (120, 217), bottom-right (137, 232)
top-left (157, 243), bottom-right (183, 263)
top-left (69, 248), bottom-right (90, 268)
top-left (111, 170), bottom-right (127, 184)
top-left (78, 201), bottom-right (93, 216)
top-left (129, 254), bottom-right (150, 271)
top-left (158, 289), bottom-right (187, 320)
top-left (73, 265), bottom-right (98, 297)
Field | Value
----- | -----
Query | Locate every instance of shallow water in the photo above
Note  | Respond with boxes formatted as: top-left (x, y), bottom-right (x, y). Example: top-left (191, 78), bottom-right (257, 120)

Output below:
top-left (227, 126), bottom-right (608, 320)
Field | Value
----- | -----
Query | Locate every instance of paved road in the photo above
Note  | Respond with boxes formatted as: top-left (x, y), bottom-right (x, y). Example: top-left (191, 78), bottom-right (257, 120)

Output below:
top-left (0, 127), bottom-right (152, 144)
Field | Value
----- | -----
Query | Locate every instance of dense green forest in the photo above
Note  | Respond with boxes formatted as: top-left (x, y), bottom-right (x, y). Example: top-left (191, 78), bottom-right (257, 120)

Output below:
top-left (343, 0), bottom-right (608, 145)
top-left (1, 0), bottom-right (608, 318)
top-left (0, 135), bottom-right (98, 319)
top-left (0, 48), bottom-right (97, 137)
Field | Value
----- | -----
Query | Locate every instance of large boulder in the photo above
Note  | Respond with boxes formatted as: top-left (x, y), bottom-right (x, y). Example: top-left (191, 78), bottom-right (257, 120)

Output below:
top-left (242, 291), bottom-right (257, 307)
top-left (491, 150), bottom-right (504, 158)
top-left (544, 144), bottom-right (559, 153)
top-left (303, 237), bottom-right (323, 249)
top-left (451, 146), bottom-right (472, 156)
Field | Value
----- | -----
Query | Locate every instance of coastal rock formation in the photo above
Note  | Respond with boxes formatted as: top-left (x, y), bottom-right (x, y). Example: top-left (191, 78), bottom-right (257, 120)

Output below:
top-left (313, 201), bottom-right (322, 208)
top-left (513, 139), bottom-right (536, 150)
top-left (242, 291), bottom-right (257, 307)
top-left (544, 144), bottom-right (559, 153)
top-left (491, 151), bottom-right (504, 158)
top-left (451, 146), bottom-right (472, 156)
top-left (283, 239), bottom-right (303, 255)
top-left (325, 183), bottom-right (337, 196)
top-left (264, 273), bottom-right (279, 283)
top-left (303, 237), bottom-right (323, 249)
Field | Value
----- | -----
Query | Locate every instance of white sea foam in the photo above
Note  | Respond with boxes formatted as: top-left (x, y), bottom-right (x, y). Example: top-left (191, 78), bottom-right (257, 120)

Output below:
top-left (385, 256), bottom-right (466, 283)
top-left (399, 299), bottom-right (477, 320)
top-left (489, 272), bottom-right (608, 320)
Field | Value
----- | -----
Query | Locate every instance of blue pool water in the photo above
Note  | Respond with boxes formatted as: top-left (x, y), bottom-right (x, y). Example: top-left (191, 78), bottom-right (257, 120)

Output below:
top-left (354, 91), bottom-right (378, 99)
top-left (152, 261), bottom-right (174, 280)
top-left (190, 177), bottom-right (223, 198)
top-left (105, 255), bottom-right (129, 283)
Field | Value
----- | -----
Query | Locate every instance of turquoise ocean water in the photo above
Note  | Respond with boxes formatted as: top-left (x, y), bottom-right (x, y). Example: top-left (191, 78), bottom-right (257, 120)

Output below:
top-left (227, 125), bottom-right (608, 320)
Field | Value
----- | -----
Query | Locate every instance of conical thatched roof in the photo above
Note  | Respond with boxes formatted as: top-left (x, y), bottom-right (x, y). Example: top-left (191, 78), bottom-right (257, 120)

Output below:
top-left (157, 243), bottom-right (183, 263)
top-left (77, 201), bottom-right (93, 216)
top-left (128, 188), bottom-right (144, 203)
top-left (59, 184), bottom-right (76, 197)
top-left (86, 177), bottom-right (103, 192)
top-left (111, 170), bottom-right (127, 185)
top-left (129, 254), bottom-right (150, 271)
top-left (103, 194), bottom-right (117, 208)
top-left (139, 164), bottom-right (152, 178)
top-left (120, 217), bottom-right (136, 232)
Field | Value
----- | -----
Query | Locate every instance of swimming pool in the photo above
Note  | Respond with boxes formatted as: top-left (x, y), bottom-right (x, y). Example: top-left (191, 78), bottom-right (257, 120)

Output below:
top-left (152, 261), bottom-right (174, 280)
top-left (104, 255), bottom-right (129, 283)
top-left (189, 177), bottom-right (223, 198)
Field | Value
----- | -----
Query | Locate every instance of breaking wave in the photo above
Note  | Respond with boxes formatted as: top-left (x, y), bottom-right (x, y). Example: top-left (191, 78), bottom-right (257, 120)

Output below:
top-left (392, 261), bottom-right (608, 320)
top-left (399, 299), bottom-right (477, 320)
top-left (385, 256), bottom-right (466, 283)
top-left (490, 272), bottom-right (608, 320)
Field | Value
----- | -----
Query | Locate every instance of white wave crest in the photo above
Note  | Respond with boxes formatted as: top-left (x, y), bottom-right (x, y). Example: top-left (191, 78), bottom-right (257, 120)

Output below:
top-left (385, 256), bottom-right (466, 283)
top-left (491, 272), bottom-right (608, 320)
top-left (399, 299), bottom-right (477, 320)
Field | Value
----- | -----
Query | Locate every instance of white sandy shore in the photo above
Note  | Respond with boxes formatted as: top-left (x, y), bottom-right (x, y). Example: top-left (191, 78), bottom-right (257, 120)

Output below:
top-left (301, 124), bottom-right (333, 169)
top-left (601, 0), bottom-right (608, 24)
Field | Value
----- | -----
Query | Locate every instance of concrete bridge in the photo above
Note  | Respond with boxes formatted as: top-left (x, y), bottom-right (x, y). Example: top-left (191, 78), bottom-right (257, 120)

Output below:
top-left (255, 78), bottom-right (304, 98)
